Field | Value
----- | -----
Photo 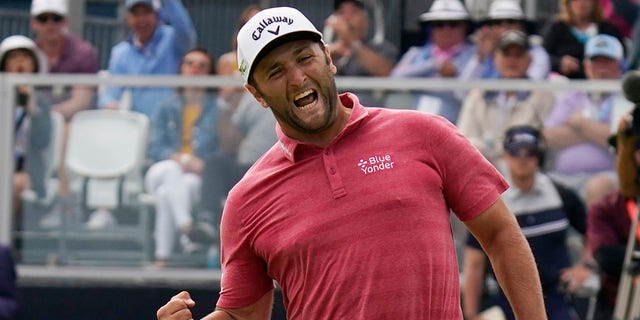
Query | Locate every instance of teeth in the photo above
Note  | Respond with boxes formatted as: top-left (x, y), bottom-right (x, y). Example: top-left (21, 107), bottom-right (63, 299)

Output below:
top-left (294, 89), bottom-right (315, 111)
top-left (294, 89), bottom-right (313, 101)
top-left (298, 103), bottom-right (314, 111)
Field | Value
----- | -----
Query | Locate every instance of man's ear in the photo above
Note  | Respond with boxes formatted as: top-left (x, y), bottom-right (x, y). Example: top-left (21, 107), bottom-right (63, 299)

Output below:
top-left (244, 83), bottom-right (269, 109)
top-left (324, 44), bottom-right (337, 75)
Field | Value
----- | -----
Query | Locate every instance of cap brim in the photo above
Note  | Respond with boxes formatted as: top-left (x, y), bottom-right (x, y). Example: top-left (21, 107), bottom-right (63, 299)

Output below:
top-left (419, 12), bottom-right (470, 22)
top-left (248, 31), bottom-right (322, 81)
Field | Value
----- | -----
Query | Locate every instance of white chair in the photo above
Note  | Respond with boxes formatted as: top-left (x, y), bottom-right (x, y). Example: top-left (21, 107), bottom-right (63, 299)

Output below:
top-left (61, 109), bottom-right (152, 265)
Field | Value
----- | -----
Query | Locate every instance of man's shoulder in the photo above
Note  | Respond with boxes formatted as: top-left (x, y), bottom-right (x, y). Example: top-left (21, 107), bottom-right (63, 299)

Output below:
top-left (366, 106), bottom-right (455, 135)
top-left (110, 40), bottom-right (134, 56)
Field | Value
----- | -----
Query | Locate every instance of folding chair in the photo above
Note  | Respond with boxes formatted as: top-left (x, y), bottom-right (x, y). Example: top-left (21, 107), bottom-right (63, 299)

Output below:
top-left (60, 109), bottom-right (152, 265)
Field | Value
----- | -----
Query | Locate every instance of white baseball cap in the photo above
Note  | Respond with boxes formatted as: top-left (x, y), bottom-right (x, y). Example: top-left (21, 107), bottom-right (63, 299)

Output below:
top-left (585, 34), bottom-right (623, 61)
top-left (236, 6), bottom-right (323, 83)
top-left (419, 0), bottom-right (470, 22)
top-left (31, 0), bottom-right (68, 17)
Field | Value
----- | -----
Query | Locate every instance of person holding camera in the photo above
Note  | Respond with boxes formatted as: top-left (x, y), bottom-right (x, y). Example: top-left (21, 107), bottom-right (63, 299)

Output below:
top-left (585, 87), bottom-right (640, 319)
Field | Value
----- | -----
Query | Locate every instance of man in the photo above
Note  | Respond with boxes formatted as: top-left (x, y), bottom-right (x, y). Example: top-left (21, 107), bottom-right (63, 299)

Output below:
top-left (324, 0), bottom-right (398, 77)
top-left (324, 0), bottom-right (398, 106)
top-left (29, 0), bottom-right (100, 228)
top-left (390, 0), bottom-right (476, 122)
top-left (543, 34), bottom-right (626, 206)
top-left (30, 0), bottom-right (99, 121)
top-left (157, 6), bottom-right (545, 320)
top-left (585, 112), bottom-right (640, 319)
top-left (462, 125), bottom-right (592, 320)
top-left (98, 0), bottom-right (196, 117)
top-left (457, 30), bottom-right (555, 170)
top-left (460, 0), bottom-right (550, 81)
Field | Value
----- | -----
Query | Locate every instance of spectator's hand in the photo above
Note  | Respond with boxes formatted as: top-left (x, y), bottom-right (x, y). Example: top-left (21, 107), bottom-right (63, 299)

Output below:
top-left (157, 291), bottom-right (196, 320)
top-left (185, 156), bottom-right (205, 174)
top-left (19, 86), bottom-right (36, 114)
top-left (559, 55), bottom-right (581, 75)
top-left (618, 111), bottom-right (633, 133)
top-left (559, 264), bottom-right (594, 294)
top-left (328, 40), bottom-right (351, 60)
top-left (440, 61), bottom-right (458, 78)
top-left (103, 102), bottom-right (120, 110)
top-left (325, 14), bottom-right (356, 45)
top-left (475, 27), bottom-right (499, 61)
top-left (568, 110), bottom-right (586, 132)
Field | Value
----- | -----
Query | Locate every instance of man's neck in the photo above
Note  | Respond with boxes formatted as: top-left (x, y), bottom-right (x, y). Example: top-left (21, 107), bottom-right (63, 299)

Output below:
top-left (282, 103), bottom-right (352, 148)
top-left (39, 35), bottom-right (64, 56)
top-left (512, 175), bottom-right (535, 192)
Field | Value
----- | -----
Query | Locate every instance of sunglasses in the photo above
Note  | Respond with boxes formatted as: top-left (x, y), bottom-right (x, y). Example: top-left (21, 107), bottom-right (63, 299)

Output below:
top-left (35, 14), bottom-right (65, 24)
top-left (489, 19), bottom-right (522, 26)
top-left (182, 59), bottom-right (209, 70)
top-left (431, 21), bottom-right (463, 28)
top-left (506, 145), bottom-right (539, 158)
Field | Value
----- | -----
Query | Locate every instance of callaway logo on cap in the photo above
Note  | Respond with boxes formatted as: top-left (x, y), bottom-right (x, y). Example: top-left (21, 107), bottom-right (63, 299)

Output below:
top-left (236, 7), bottom-right (323, 82)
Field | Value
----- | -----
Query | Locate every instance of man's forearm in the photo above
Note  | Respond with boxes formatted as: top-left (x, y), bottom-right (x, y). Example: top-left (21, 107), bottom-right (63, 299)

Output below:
top-left (486, 229), bottom-right (546, 319)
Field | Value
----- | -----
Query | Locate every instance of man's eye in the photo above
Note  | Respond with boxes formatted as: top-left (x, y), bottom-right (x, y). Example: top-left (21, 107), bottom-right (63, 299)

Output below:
top-left (268, 69), bottom-right (282, 79)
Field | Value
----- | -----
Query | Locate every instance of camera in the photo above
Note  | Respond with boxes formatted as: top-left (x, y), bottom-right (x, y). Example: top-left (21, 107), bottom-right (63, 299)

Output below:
top-left (622, 71), bottom-right (640, 135)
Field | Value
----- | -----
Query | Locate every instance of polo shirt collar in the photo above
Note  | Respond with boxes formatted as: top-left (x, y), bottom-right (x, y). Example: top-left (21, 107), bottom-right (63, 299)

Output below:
top-left (276, 92), bottom-right (369, 162)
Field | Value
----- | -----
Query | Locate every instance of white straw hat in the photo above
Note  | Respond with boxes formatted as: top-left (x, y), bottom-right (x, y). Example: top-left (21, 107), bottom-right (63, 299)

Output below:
top-left (236, 7), bottom-right (323, 83)
top-left (419, 0), bottom-right (470, 22)
top-left (487, 0), bottom-right (525, 20)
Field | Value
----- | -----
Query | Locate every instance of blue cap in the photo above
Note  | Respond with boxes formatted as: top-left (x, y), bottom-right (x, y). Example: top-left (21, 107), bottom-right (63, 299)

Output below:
top-left (125, 0), bottom-right (154, 11)
top-left (585, 34), bottom-right (623, 61)
top-left (503, 125), bottom-right (542, 156)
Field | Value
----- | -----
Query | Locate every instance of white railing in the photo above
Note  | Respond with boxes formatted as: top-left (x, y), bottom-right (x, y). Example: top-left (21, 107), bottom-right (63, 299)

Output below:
top-left (0, 73), bottom-right (625, 246)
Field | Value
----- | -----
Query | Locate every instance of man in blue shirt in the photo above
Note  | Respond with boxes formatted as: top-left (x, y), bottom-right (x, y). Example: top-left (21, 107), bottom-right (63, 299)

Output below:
top-left (98, 0), bottom-right (196, 117)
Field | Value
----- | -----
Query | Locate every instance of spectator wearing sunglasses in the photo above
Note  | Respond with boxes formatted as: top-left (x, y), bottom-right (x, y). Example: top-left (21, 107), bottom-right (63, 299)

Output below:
top-left (390, 0), bottom-right (476, 123)
top-left (460, 0), bottom-right (550, 82)
top-left (145, 47), bottom-right (219, 269)
top-left (98, 0), bottom-right (196, 118)
top-left (30, 0), bottom-right (99, 121)
top-left (462, 125), bottom-right (592, 320)
top-left (29, 0), bottom-right (100, 229)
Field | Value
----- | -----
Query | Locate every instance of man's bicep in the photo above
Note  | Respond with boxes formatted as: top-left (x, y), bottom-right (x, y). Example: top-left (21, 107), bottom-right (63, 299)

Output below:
top-left (463, 198), bottom-right (522, 253)
top-left (209, 290), bottom-right (274, 320)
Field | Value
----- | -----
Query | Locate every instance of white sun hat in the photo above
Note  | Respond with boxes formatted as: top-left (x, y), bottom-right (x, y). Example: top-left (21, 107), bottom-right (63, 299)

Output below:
top-left (31, 0), bottom-right (68, 17)
top-left (487, 0), bottom-right (525, 20)
top-left (419, 0), bottom-right (471, 22)
top-left (236, 6), bottom-right (323, 83)
top-left (0, 35), bottom-right (49, 73)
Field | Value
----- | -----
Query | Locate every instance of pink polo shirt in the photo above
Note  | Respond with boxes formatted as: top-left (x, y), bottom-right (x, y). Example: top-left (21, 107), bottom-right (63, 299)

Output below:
top-left (217, 93), bottom-right (507, 319)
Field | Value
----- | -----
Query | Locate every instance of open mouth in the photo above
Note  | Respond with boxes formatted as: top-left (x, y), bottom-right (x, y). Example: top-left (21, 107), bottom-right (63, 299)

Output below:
top-left (293, 89), bottom-right (318, 111)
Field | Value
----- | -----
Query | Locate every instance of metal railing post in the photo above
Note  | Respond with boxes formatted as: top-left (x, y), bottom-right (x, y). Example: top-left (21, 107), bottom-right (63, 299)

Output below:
top-left (0, 74), bottom-right (16, 245)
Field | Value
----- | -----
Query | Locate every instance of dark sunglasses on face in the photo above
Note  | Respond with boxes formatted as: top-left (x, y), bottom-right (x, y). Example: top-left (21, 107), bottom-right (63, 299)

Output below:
top-left (506, 145), bottom-right (539, 158)
top-left (183, 59), bottom-right (209, 70)
top-left (431, 21), bottom-right (463, 28)
top-left (35, 14), bottom-right (64, 24)
top-left (489, 19), bottom-right (522, 26)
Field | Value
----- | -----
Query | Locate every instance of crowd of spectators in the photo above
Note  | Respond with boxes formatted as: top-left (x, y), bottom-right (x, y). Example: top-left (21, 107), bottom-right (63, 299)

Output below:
top-left (3, 0), bottom-right (640, 317)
